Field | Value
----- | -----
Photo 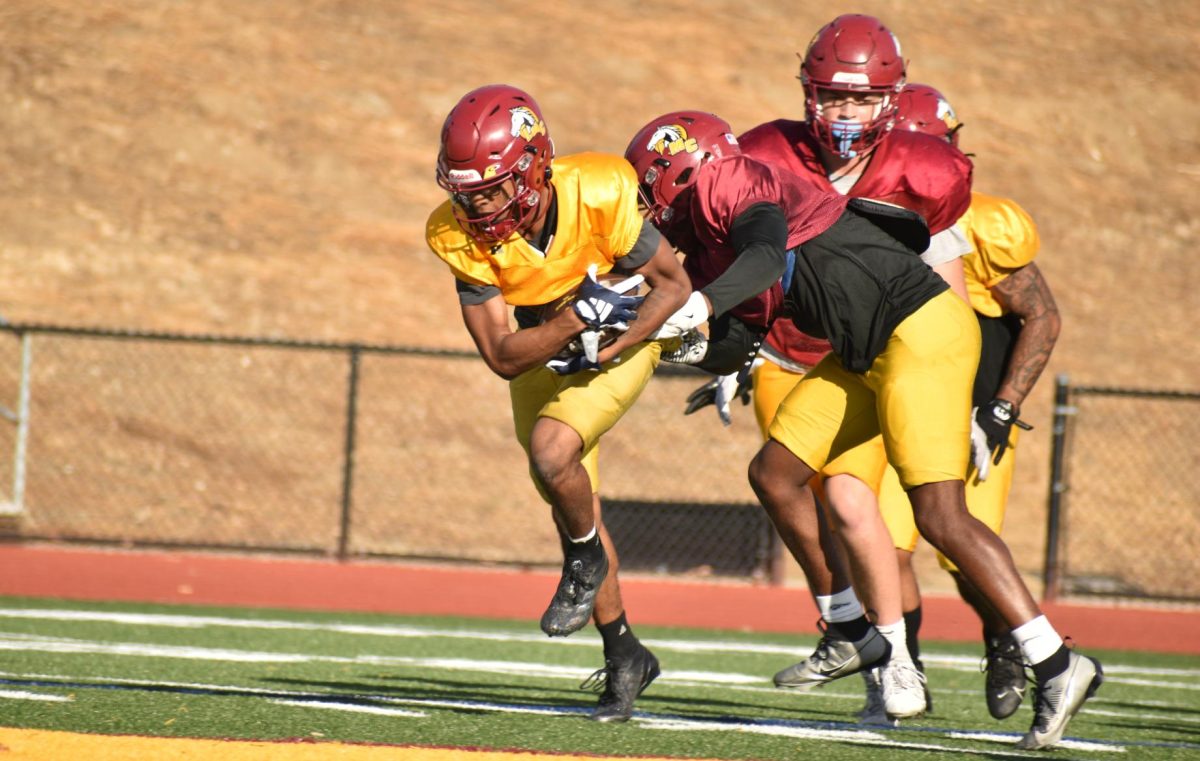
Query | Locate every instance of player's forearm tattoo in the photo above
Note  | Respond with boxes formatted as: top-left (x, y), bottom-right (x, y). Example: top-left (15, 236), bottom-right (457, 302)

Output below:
top-left (992, 262), bottom-right (1061, 406)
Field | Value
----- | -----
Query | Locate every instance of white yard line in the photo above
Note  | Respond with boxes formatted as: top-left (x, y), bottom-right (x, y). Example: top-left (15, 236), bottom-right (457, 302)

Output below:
top-left (270, 699), bottom-right (425, 718)
top-left (0, 668), bottom-right (1153, 755)
top-left (948, 731), bottom-right (1126, 753)
top-left (645, 717), bottom-right (1125, 756)
top-left (0, 689), bottom-right (71, 702)
top-left (0, 667), bottom-right (1132, 756)
top-left (0, 633), bottom-right (767, 686)
top-left (0, 606), bottom-right (1195, 679)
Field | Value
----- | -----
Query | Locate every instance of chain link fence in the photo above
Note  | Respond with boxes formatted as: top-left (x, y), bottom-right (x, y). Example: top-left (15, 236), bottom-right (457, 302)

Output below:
top-left (1044, 376), bottom-right (1200, 602)
top-left (3, 326), bottom-right (1197, 599)
top-left (0, 324), bottom-right (776, 581)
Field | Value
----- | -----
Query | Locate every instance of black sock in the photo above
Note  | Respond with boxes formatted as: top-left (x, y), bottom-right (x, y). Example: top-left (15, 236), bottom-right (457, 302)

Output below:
top-left (830, 615), bottom-right (873, 642)
top-left (982, 626), bottom-right (1010, 646)
top-left (598, 612), bottom-right (640, 659)
top-left (1031, 644), bottom-right (1070, 684)
top-left (904, 607), bottom-right (923, 669)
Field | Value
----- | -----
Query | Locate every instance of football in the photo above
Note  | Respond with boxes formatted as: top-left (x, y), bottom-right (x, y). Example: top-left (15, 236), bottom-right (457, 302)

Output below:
top-left (541, 270), bottom-right (644, 361)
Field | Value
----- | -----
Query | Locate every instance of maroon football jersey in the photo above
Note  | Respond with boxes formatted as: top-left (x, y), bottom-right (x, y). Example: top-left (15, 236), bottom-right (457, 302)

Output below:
top-left (674, 154), bottom-right (847, 328)
top-left (739, 119), bottom-right (973, 367)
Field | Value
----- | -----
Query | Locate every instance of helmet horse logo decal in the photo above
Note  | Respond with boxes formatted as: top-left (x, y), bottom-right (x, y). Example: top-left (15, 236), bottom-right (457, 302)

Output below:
top-left (937, 98), bottom-right (960, 132)
top-left (509, 106), bottom-right (547, 141)
top-left (646, 124), bottom-right (699, 157)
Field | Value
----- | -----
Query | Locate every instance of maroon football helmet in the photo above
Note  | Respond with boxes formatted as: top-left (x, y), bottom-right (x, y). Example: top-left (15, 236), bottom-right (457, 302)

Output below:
top-left (799, 14), bottom-right (907, 158)
top-left (624, 111), bottom-right (740, 226)
top-left (894, 83), bottom-right (963, 146)
top-left (436, 84), bottom-right (554, 246)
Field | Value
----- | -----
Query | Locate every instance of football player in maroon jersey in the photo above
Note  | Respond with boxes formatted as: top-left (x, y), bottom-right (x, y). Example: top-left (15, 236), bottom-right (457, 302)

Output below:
top-left (727, 14), bottom-right (975, 721)
top-left (627, 107), bottom-right (1101, 751)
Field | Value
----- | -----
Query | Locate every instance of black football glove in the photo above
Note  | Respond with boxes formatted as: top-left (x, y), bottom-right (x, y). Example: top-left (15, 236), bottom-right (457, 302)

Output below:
top-left (974, 398), bottom-right (1034, 468)
top-left (546, 353), bottom-right (602, 376)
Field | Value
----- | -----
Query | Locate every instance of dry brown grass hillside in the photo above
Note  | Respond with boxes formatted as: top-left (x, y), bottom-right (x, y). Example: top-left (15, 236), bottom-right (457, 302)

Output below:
top-left (1, 0), bottom-right (1197, 591)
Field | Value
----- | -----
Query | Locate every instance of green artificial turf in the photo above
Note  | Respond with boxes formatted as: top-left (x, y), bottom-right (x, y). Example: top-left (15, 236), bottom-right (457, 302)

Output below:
top-left (1, 596), bottom-right (1197, 760)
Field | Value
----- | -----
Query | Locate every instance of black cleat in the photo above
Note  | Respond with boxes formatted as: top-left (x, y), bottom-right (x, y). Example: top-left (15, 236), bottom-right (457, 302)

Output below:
top-left (984, 633), bottom-right (1027, 720)
top-left (583, 645), bottom-right (661, 723)
top-left (540, 541), bottom-right (609, 637)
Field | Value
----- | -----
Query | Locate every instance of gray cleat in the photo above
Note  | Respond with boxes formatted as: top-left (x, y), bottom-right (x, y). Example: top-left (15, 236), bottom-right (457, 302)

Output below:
top-left (1015, 651), bottom-right (1103, 750)
top-left (774, 622), bottom-right (891, 691)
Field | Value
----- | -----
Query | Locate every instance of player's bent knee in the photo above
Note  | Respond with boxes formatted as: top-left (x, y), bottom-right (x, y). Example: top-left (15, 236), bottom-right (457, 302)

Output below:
top-left (747, 450), bottom-right (780, 501)
top-left (529, 450), bottom-right (576, 491)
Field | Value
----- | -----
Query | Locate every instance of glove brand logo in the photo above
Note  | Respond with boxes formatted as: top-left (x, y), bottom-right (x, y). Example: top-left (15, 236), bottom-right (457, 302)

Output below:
top-left (509, 106), bottom-right (547, 141)
top-left (646, 124), bottom-right (699, 157)
top-left (992, 400), bottom-right (1015, 422)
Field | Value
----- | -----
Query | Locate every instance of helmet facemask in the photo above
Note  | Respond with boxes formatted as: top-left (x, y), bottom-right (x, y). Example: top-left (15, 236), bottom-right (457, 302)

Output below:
top-left (805, 81), bottom-right (900, 159)
top-left (438, 147), bottom-right (545, 246)
top-left (626, 111), bottom-right (739, 230)
top-left (636, 160), bottom-right (697, 227)
top-left (435, 84), bottom-right (555, 248)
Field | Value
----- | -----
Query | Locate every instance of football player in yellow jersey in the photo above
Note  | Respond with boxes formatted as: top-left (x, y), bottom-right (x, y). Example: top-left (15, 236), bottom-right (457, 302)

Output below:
top-left (425, 84), bottom-right (690, 722)
top-left (880, 83), bottom-right (1063, 722)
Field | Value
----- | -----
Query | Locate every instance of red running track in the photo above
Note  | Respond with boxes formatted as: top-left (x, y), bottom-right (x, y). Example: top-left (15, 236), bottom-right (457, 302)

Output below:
top-left (2, 544), bottom-right (1197, 655)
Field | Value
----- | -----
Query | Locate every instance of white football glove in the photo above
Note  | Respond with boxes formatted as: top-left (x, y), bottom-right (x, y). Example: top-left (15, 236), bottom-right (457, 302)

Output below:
top-left (712, 372), bottom-right (741, 426)
top-left (969, 408), bottom-right (991, 482)
top-left (684, 371), bottom-right (751, 426)
top-left (651, 291), bottom-right (710, 339)
top-left (579, 329), bottom-right (601, 363)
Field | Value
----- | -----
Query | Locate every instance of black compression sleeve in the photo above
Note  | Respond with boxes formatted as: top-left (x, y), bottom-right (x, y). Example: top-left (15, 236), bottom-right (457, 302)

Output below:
top-left (456, 278), bottom-right (501, 306)
top-left (699, 202), bottom-right (789, 317)
top-left (615, 218), bottom-right (662, 271)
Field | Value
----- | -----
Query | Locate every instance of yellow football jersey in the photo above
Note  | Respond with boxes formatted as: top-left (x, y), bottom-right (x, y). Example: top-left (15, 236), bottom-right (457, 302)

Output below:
top-left (959, 192), bottom-right (1041, 318)
top-left (425, 152), bottom-right (645, 307)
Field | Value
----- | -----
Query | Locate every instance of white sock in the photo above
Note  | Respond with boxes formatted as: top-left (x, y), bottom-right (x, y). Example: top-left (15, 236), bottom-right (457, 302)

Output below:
top-left (1012, 615), bottom-right (1063, 665)
top-left (816, 587), bottom-right (865, 623)
top-left (875, 619), bottom-right (913, 662)
top-left (569, 526), bottom-right (597, 543)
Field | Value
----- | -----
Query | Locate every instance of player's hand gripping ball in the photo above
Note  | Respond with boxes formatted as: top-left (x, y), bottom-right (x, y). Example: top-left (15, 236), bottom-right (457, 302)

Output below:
top-left (541, 266), bottom-right (644, 369)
